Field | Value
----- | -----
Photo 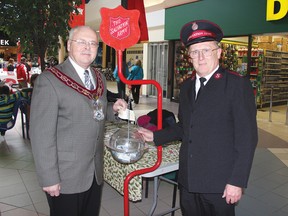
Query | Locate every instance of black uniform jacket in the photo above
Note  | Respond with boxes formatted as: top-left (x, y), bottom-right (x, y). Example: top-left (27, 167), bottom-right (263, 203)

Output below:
top-left (154, 67), bottom-right (258, 193)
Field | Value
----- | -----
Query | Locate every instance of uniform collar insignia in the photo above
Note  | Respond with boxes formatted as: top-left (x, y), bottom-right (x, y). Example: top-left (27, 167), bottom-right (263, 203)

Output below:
top-left (214, 73), bottom-right (222, 79)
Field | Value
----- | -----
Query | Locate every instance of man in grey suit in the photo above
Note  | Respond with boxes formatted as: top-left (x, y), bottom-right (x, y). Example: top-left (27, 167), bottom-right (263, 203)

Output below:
top-left (30, 26), bottom-right (127, 216)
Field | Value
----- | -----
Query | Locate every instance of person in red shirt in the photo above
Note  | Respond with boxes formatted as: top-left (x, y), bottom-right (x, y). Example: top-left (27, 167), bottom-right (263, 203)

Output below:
top-left (16, 57), bottom-right (28, 88)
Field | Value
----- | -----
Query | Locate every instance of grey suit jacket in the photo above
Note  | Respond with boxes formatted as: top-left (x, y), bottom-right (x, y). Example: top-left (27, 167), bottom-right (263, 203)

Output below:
top-left (30, 59), bottom-right (114, 194)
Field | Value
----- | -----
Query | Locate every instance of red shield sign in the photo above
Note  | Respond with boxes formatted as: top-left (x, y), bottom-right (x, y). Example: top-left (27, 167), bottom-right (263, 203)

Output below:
top-left (110, 16), bottom-right (130, 40)
top-left (100, 6), bottom-right (140, 51)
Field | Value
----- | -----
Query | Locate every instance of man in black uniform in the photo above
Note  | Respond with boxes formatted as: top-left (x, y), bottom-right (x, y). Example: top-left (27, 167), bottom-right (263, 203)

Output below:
top-left (138, 20), bottom-right (258, 216)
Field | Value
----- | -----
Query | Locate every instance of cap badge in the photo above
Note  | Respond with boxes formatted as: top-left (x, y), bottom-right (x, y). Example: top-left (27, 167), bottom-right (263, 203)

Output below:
top-left (192, 22), bottom-right (198, 31)
top-left (214, 73), bottom-right (222, 79)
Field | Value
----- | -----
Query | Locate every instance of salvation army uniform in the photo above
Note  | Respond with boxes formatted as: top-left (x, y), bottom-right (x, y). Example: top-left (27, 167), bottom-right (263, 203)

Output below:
top-left (152, 20), bottom-right (258, 215)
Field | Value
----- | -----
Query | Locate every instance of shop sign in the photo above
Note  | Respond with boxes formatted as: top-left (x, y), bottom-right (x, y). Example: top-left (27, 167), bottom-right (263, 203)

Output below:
top-left (0, 39), bottom-right (10, 46)
top-left (266, 0), bottom-right (288, 21)
top-left (100, 6), bottom-right (140, 51)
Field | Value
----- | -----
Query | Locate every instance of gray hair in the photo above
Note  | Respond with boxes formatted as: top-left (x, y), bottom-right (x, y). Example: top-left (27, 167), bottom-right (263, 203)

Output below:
top-left (68, 26), bottom-right (96, 40)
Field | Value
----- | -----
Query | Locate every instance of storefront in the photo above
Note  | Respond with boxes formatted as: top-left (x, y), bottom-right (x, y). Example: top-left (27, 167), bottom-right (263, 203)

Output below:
top-left (165, 0), bottom-right (288, 107)
top-left (0, 31), bottom-right (17, 64)
top-left (0, 31), bottom-right (18, 85)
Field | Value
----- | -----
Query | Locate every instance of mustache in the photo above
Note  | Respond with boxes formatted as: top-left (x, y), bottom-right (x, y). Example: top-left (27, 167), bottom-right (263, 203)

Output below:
top-left (81, 52), bottom-right (93, 55)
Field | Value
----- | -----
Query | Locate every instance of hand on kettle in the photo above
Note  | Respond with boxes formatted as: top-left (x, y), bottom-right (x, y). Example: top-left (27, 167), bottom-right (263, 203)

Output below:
top-left (137, 127), bottom-right (154, 142)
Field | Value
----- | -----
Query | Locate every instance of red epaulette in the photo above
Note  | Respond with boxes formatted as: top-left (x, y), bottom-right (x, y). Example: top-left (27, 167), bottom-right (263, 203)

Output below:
top-left (190, 70), bottom-right (197, 80)
top-left (227, 70), bottom-right (243, 77)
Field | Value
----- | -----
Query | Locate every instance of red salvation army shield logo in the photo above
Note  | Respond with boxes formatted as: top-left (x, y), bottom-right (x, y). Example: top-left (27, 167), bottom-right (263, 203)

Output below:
top-left (110, 16), bottom-right (130, 40)
top-left (100, 5), bottom-right (140, 51)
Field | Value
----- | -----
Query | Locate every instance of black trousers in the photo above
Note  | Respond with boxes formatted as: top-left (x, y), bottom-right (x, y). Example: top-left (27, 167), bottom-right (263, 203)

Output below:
top-left (180, 186), bottom-right (235, 216)
top-left (46, 177), bottom-right (103, 216)
top-left (116, 81), bottom-right (126, 99)
top-left (131, 85), bottom-right (141, 104)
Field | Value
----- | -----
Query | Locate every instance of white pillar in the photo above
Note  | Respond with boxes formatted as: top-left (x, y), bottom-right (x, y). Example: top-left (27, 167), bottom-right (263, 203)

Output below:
top-left (142, 42), bottom-right (148, 96)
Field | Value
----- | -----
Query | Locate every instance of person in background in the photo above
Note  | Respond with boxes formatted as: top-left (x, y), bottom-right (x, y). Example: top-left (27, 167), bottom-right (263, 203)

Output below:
top-left (30, 25), bottom-right (127, 216)
top-left (0, 84), bottom-right (11, 96)
top-left (21, 73), bottom-right (39, 101)
top-left (113, 60), bottom-right (130, 99)
top-left (16, 57), bottom-right (28, 88)
top-left (0, 84), bottom-right (21, 136)
top-left (25, 59), bottom-right (32, 82)
top-left (138, 20), bottom-right (258, 216)
top-left (20, 73), bottom-right (40, 131)
top-left (30, 74), bottom-right (39, 88)
top-left (127, 59), bottom-right (143, 104)
top-left (7, 58), bottom-right (15, 72)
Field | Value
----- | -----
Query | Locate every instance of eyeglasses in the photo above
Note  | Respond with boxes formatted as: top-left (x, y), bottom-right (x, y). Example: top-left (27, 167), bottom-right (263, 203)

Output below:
top-left (70, 39), bottom-right (99, 48)
top-left (188, 48), bottom-right (219, 59)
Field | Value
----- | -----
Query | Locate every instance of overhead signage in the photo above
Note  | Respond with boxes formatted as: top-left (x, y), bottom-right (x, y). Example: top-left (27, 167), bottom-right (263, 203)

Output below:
top-left (0, 39), bottom-right (10, 46)
top-left (0, 31), bottom-right (16, 46)
top-left (266, 0), bottom-right (288, 21)
top-left (100, 6), bottom-right (140, 51)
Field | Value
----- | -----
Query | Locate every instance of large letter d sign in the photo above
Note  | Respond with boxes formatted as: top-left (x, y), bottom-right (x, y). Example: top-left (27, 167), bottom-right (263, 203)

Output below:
top-left (266, 0), bottom-right (288, 21)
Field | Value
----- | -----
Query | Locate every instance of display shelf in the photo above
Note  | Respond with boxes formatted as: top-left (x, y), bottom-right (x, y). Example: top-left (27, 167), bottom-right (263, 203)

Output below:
top-left (259, 50), bottom-right (288, 107)
top-left (265, 68), bottom-right (281, 71)
top-left (220, 43), bottom-right (263, 103)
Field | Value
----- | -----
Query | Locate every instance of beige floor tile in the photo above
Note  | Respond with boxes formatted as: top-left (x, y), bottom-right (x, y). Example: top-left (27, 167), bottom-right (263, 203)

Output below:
top-left (1, 208), bottom-right (39, 216)
top-left (282, 160), bottom-right (288, 166)
top-left (0, 183), bottom-right (27, 199)
top-left (0, 193), bottom-right (32, 208)
top-left (267, 104), bottom-right (288, 137)
top-left (274, 153), bottom-right (288, 160)
top-left (31, 201), bottom-right (49, 216)
top-left (268, 148), bottom-right (288, 153)
top-left (0, 203), bottom-right (17, 212)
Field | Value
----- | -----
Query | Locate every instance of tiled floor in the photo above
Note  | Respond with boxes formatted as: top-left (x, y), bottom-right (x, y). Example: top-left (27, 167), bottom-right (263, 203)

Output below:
top-left (0, 81), bottom-right (288, 216)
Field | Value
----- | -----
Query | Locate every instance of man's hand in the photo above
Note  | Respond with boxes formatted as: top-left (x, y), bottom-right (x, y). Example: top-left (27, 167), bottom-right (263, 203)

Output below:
top-left (113, 98), bottom-right (127, 113)
top-left (222, 184), bottom-right (243, 204)
top-left (137, 127), bottom-right (154, 142)
top-left (43, 184), bottom-right (61, 197)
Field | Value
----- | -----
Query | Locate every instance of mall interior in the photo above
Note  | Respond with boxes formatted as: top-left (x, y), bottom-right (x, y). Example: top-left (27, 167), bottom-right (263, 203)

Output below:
top-left (0, 0), bottom-right (288, 215)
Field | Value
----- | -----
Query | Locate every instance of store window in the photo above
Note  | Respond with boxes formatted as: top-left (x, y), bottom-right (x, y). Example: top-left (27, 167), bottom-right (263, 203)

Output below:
top-left (255, 35), bottom-right (288, 107)
top-left (147, 42), bottom-right (169, 98)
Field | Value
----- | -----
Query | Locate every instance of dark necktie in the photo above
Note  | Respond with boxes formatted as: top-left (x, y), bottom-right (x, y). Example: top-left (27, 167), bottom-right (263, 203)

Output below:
top-left (84, 70), bottom-right (94, 90)
top-left (196, 77), bottom-right (206, 101)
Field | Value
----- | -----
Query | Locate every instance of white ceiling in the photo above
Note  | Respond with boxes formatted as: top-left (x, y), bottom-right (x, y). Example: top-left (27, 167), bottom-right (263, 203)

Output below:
top-left (85, 0), bottom-right (199, 31)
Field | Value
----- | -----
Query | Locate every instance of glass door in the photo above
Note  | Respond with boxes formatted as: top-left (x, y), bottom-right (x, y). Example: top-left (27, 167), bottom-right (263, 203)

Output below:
top-left (147, 42), bottom-right (169, 98)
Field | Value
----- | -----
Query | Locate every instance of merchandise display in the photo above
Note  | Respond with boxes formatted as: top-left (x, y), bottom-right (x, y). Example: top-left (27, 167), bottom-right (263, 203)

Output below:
top-left (173, 41), bottom-right (193, 100)
top-left (220, 43), bottom-right (238, 72)
top-left (174, 41), bottom-right (193, 82)
top-left (260, 50), bottom-right (288, 107)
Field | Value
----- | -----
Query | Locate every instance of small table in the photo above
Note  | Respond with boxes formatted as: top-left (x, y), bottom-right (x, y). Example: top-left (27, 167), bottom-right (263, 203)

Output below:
top-left (103, 122), bottom-right (181, 214)
top-left (141, 162), bottom-right (179, 215)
